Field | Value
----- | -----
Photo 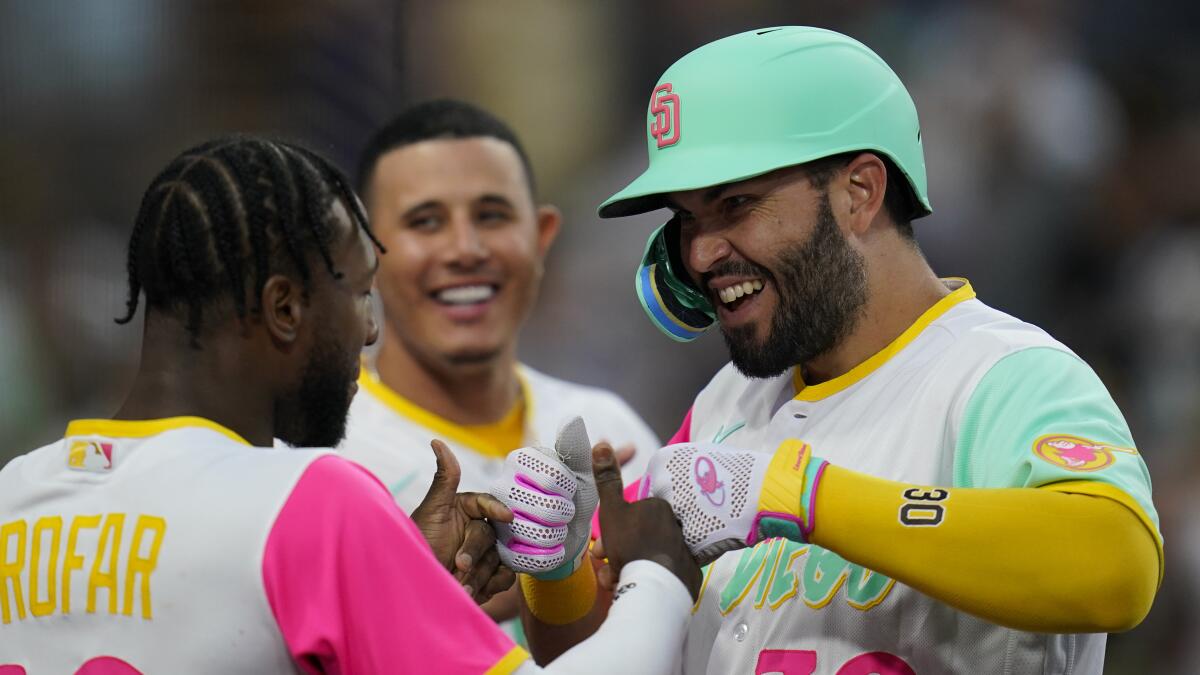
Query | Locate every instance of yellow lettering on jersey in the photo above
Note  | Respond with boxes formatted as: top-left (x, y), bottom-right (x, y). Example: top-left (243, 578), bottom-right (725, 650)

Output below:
top-left (718, 540), bottom-right (774, 615)
top-left (63, 514), bottom-right (101, 614)
top-left (846, 568), bottom-right (896, 612)
top-left (692, 563), bottom-right (716, 612)
top-left (802, 546), bottom-right (851, 609)
top-left (123, 515), bottom-right (165, 619)
top-left (29, 516), bottom-right (63, 617)
top-left (0, 520), bottom-right (28, 623)
top-left (764, 542), bottom-right (807, 610)
top-left (88, 513), bottom-right (124, 615)
top-left (753, 538), bottom-right (789, 609)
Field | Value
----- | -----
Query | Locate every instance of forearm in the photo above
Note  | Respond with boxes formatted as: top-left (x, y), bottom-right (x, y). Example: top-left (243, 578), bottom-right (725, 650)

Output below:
top-left (811, 466), bottom-right (1160, 632)
top-left (519, 553), bottom-right (610, 664)
top-left (515, 560), bottom-right (690, 675)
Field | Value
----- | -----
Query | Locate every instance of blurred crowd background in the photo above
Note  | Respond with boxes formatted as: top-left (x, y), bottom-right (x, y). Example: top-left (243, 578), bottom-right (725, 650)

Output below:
top-left (1, 1), bottom-right (1197, 670)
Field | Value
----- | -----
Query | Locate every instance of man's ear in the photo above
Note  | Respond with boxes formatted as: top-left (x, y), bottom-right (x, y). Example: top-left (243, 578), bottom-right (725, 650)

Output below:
top-left (842, 152), bottom-right (888, 235)
top-left (535, 204), bottom-right (563, 258)
top-left (261, 274), bottom-right (304, 348)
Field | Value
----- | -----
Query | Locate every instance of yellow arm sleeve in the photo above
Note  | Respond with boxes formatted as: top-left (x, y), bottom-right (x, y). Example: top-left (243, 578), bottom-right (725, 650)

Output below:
top-left (811, 466), bottom-right (1160, 633)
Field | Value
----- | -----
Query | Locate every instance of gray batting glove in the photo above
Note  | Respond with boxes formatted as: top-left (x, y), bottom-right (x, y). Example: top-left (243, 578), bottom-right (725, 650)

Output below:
top-left (489, 416), bottom-right (598, 580)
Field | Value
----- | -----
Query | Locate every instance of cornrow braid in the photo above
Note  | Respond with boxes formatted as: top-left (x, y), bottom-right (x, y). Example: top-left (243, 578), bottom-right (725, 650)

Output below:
top-left (116, 135), bottom-right (383, 344)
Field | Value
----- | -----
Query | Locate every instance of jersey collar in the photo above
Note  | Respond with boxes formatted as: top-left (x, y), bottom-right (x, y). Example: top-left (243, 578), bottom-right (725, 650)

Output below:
top-left (357, 367), bottom-right (531, 459)
top-left (64, 416), bottom-right (251, 446)
top-left (792, 278), bottom-right (976, 402)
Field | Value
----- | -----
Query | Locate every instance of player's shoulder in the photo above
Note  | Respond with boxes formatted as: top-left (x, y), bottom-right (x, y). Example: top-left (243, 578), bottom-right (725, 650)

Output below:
top-left (935, 297), bottom-right (1077, 367)
top-left (0, 437), bottom-right (63, 482)
top-left (342, 376), bottom-right (438, 450)
top-left (519, 363), bottom-right (637, 416)
top-left (288, 454), bottom-right (389, 502)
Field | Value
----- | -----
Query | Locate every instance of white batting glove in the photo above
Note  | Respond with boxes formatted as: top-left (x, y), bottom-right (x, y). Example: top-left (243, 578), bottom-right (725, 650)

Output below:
top-left (642, 440), bottom-right (828, 564)
top-left (490, 416), bottom-right (599, 580)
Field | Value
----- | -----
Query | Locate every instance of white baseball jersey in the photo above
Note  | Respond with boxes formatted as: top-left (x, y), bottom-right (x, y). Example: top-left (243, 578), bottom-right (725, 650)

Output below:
top-left (341, 364), bottom-right (660, 512)
top-left (673, 279), bottom-right (1160, 675)
top-left (0, 417), bottom-right (530, 674)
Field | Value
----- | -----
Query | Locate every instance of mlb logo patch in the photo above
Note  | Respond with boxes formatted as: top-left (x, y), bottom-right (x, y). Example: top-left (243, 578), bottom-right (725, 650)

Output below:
top-left (68, 439), bottom-right (115, 472)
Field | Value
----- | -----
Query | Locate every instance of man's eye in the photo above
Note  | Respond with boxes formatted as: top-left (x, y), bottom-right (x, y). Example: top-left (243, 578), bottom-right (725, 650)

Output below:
top-left (409, 215), bottom-right (440, 230)
top-left (724, 195), bottom-right (753, 211)
top-left (478, 210), bottom-right (511, 224)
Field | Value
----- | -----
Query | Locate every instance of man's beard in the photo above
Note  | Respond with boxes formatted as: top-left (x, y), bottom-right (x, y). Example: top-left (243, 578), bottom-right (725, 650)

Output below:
top-left (276, 335), bottom-right (359, 448)
top-left (720, 193), bottom-right (868, 379)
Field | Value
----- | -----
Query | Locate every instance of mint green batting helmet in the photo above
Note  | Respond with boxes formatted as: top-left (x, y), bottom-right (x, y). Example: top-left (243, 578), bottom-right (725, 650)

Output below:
top-left (605, 26), bottom-right (931, 342)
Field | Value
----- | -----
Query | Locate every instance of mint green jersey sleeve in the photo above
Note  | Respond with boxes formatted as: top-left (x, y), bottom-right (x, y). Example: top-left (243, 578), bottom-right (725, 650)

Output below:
top-left (953, 347), bottom-right (1160, 538)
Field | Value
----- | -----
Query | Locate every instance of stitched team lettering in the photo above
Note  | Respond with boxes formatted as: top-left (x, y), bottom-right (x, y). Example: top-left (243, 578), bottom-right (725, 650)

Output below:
top-left (0, 513), bottom-right (166, 623)
top-left (709, 539), bottom-right (894, 614)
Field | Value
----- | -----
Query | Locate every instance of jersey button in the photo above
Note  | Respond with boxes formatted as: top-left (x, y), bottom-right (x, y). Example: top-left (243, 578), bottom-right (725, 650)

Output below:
top-left (733, 622), bottom-right (749, 642)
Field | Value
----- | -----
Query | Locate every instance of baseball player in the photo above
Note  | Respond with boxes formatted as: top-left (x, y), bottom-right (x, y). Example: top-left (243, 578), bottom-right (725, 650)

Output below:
top-left (492, 27), bottom-right (1162, 674)
top-left (344, 99), bottom-right (657, 514)
top-left (0, 136), bottom-right (700, 673)
top-left (343, 99), bottom-right (661, 626)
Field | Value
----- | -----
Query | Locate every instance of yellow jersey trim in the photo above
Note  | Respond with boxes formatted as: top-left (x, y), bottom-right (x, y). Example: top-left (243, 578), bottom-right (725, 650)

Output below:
top-left (466, 396), bottom-right (526, 457)
top-left (358, 368), bottom-right (530, 459)
top-left (484, 645), bottom-right (531, 675)
top-left (793, 278), bottom-right (976, 401)
top-left (1039, 479), bottom-right (1165, 584)
top-left (64, 417), bottom-right (251, 446)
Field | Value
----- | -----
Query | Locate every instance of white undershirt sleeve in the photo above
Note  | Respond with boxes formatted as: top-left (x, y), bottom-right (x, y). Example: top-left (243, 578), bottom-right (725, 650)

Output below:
top-left (513, 560), bottom-right (692, 675)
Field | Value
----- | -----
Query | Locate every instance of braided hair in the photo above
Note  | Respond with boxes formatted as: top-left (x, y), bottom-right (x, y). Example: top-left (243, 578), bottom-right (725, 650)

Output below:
top-left (116, 136), bottom-right (384, 342)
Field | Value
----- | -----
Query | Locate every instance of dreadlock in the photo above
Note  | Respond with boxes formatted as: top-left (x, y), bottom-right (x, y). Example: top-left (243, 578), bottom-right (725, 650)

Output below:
top-left (116, 135), bottom-right (384, 343)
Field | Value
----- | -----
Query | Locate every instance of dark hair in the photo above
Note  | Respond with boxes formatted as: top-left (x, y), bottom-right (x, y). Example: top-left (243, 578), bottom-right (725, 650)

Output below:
top-left (803, 152), bottom-right (918, 240)
top-left (356, 99), bottom-right (536, 196)
top-left (116, 135), bottom-right (384, 342)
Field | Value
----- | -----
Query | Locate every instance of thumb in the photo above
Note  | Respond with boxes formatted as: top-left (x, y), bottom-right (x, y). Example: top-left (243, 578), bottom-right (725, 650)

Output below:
top-left (423, 439), bottom-right (462, 505)
top-left (592, 442), bottom-right (626, 516)
top-left (555, 416), bottom-right (593, 476)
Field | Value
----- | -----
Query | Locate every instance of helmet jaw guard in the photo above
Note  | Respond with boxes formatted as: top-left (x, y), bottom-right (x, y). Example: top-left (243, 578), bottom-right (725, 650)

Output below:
top-left (636, 218), bottom-right (715, 342)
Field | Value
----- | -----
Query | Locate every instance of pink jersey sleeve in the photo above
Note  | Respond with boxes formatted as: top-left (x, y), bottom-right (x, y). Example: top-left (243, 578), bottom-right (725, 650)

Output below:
top-left (263, 455), bottom-right (528, 675)
top-left (591, 407), bottom-right (693, 539)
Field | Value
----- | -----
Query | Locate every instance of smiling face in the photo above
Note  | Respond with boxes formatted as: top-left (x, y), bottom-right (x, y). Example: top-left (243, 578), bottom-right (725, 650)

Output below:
top-left (365, 137), bottom-right (559, 371)
top-left (671, 164), bottom-right (868, 378)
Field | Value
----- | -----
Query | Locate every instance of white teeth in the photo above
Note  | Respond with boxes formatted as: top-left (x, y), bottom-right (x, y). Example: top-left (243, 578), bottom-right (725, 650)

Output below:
top-left (436, 285), bottom-right (495, 305)
top-left (716, 279), bottom-right (765, 305)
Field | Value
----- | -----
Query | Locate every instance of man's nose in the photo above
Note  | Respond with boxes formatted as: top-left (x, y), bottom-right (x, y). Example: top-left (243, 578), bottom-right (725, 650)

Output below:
top-left (443, 216), bottom-right (489, 267)
top-left (686, 228), bottom-right (732, 280)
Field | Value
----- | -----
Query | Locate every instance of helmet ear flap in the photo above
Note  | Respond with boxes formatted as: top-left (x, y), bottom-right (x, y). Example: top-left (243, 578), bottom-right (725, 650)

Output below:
top-left (635, 217), bottom-right (716, 342)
